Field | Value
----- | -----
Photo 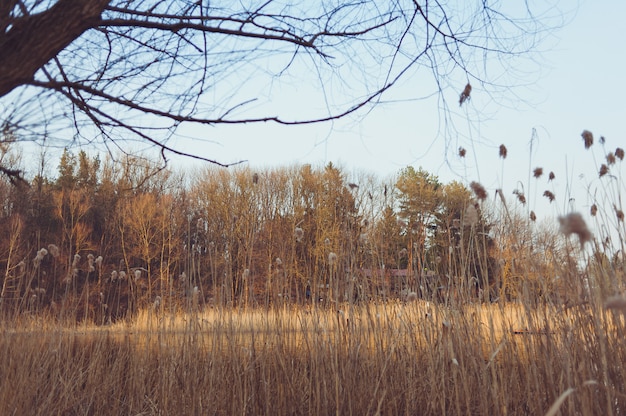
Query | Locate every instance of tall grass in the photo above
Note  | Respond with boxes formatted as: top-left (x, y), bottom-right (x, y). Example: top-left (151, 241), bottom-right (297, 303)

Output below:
top-left (1, 302), bottom-right (625, 415)
top-left (1, 135), bottom-right (625, 415)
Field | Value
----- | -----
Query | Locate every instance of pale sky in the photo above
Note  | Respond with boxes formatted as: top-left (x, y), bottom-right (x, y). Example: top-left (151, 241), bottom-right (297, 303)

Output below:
top-left (170, 0), bottom-right (625, 228)
top-left (17, 1), bottom-right (623, 234)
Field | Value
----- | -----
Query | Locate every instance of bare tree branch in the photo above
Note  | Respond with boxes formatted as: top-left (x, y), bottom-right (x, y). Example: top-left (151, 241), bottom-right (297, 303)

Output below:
top-left (0, 0), bottom-right (562, 170)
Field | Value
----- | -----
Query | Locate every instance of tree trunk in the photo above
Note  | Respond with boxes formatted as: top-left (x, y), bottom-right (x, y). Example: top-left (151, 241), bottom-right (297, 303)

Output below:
top-left (0, 0), bottom-right (110, 96)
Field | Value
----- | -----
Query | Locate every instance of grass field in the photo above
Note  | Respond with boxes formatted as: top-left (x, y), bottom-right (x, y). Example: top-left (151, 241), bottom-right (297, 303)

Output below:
top-left (1, 300), bottom-right (625, 415)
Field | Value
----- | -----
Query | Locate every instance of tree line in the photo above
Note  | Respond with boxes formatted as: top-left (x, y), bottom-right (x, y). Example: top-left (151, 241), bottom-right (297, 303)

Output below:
top-left (0, 145), bottom-right (577, 322)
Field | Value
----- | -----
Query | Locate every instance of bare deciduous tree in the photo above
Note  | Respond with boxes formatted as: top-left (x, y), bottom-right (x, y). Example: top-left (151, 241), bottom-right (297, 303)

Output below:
top-left (1, 0), bottom-right (560, 172)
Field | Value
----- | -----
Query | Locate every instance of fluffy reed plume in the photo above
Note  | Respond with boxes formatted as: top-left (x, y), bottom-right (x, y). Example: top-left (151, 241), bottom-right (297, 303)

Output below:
top-left (328, 252), bottom-right (338, 266)
top-left (558, 212), bottom-right (592, 247)
top-left (591, 204), bottom-right (598, 216)
top-left (581, 130), bottom-right (594, 149)
top-left (533, 167), bottom-right (543, 178)
top-left (616, 147), bottom-right (625, 160)
top-left (543, 190), bottom-right (555, 202)
top-left (463, 204), bottom-right (479, 227)
top-left (134, 269), bottom-right (141, 281)
top-left (607, 152), bottom-right (616, 165)
top-left (72, 253), bottom-right (81, 268)
top-left (549, 171), bottom-right (555, 181)
top-left (33, 248), bottom-right (47, 267)
top-left (110, 271), bottom-right (118, 282)
top-left (87, 254), bottom-right (95, 272)
top-left (458, 147), bottom-right (466, 158)
top-left (599, 164), bottom-right (609, 177)
top-left (275, 257), bottom-right (282, 267)
top-left (47, 244), bottom-right (60, 258)
top-left (530, 211), bottom-right (537, 222)
top-left (470, 181), bottom-right (487, 200)
top-left (294, 227), bottom-right (304, 242)
top-left (499, 144), bottom-right (507, 159)
top-left (615, 205), bottom-right (625, 222)
top-left (513, 189), bottom-right (526, 204)
top-left (459, 83), bottom-right (472, 106)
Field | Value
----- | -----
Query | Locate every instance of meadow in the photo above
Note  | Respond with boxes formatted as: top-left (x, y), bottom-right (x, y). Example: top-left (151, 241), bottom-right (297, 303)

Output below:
top-left (0, 136), bottom-right (625, 415)
top-left (1, 298), bottom-right (626, 415)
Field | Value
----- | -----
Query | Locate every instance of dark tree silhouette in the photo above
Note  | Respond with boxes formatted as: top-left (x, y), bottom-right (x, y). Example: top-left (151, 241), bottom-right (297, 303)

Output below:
top-left (1, 1), bottom-right (560, 171)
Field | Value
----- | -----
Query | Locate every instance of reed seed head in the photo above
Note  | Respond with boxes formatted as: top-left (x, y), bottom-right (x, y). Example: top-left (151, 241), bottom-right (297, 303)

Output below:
top-left (581, 130), bottom-right (594, 149)
top-left (463, 204), bottom-right (479, 227)
top-left (616, 206), bottom-right (625, 222)
top-left (607, 152), bottom-right (616, 165)
top-left (530, 211), bottom-right (537, 222)
top-left (499, 144), bottom-right (507, 159)
top-left (458, 147), bottom-right (466, 158)
top-left (590, 204), bottom-right (598, 216)
top-left (328, 252), bottom-right (338, 266)
top-left (469, 181), bottom-right (487, 201)
top-left (549, 172), bottom-right (555, 181)
top-left (72, 253), bottom-right (81, 268)
top-left (459, 83), bottom-right (472, 106)
top-left (616, 147), bottom-right (625, 160)
top-left (599, 164), bottom-right (609, 177)
top-left (294, 227), bottom-right (304, 242)
top-left (558, 212), bottom-right (592, 247)
top-left (533, 167), bottom-right (543, 178)
top-left (47, 244), bottom-right (60, 258)
top-left (543, 190), bottom-right (555, 203)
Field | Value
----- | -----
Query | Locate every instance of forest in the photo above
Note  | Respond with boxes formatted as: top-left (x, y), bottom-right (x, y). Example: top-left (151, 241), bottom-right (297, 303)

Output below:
top-left (0, 143), bottom-right (595, 323)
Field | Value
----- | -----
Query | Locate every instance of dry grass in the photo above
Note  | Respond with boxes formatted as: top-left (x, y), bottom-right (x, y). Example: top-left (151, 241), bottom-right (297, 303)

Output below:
top-left (1, 301), bottom-right (625, 415)
top-left (1, 130), bottom-right (625, 415)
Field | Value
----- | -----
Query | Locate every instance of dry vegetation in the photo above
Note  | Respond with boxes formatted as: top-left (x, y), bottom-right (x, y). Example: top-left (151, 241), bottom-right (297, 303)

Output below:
top-left (2, 302), bottom-right (626, 415)
top-left (0, 133), bottom-right (625, 415)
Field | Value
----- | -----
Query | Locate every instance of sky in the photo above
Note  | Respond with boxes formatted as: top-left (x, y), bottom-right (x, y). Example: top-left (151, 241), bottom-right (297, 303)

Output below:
top-left (168, 0), bottom-right (626, 230)
top-left (14, 0), bottom-right (622, 237)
